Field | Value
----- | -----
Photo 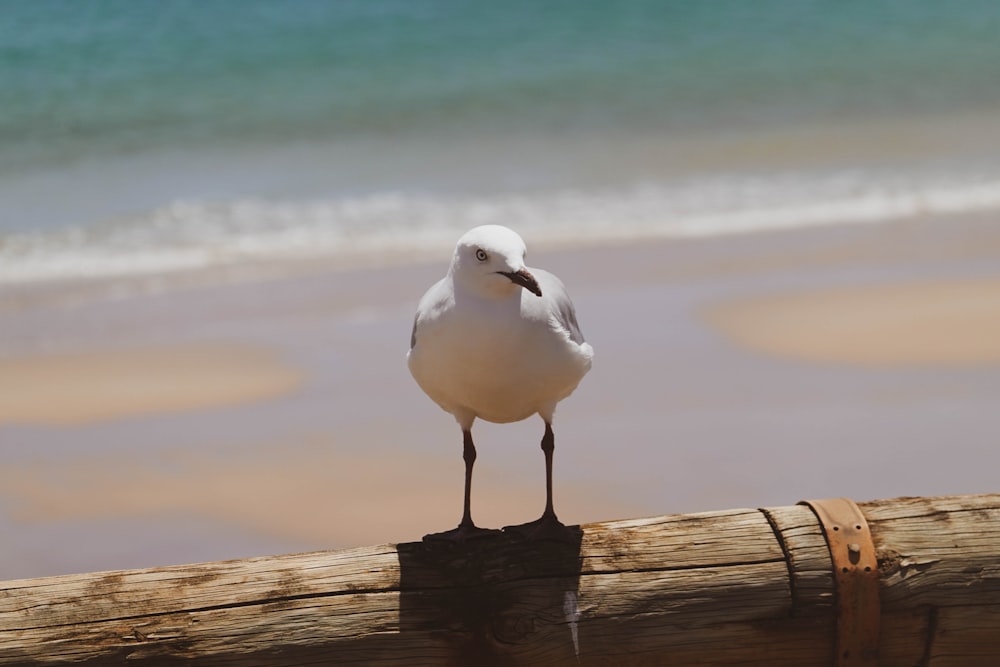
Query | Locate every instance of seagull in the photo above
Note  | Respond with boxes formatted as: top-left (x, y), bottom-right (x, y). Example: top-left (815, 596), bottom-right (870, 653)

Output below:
top-left (408, 225), bottom-right (593, 541)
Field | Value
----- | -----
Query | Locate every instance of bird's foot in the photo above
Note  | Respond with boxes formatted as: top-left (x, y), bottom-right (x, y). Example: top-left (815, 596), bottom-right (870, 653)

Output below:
top-left (422, 521), bottom-right (502, 545)
top-left (502, 512), bottom-right (577, 543)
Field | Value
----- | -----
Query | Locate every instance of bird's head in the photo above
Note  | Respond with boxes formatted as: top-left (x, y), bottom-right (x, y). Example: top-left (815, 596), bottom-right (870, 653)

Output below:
top-left (450, 225), bottom-right (542, 299)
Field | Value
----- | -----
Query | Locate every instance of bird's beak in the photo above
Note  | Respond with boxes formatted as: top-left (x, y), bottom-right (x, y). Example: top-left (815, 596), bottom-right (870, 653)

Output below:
top-left (500, 269), bottom-right (542, 297)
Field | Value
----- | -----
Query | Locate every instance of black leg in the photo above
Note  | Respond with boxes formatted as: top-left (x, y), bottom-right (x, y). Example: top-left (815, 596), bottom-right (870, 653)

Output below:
top-left (423, 428), bottom-right (501, 543)
top-left (541, 421), bottom-right (557, 521)
top-left (502, 421), bottom-right (573, 541)
top-left (459, 429), bottom-right (476, 528)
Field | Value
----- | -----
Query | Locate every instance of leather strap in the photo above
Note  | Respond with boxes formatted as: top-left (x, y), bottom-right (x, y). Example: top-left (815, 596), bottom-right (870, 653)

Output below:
top-left (800, 498), bottom-right (880, 666)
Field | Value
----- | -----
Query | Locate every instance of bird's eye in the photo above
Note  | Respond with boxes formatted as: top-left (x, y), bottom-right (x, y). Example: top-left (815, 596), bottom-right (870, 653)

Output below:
top-left (475, 249), bottom-right (488, 262)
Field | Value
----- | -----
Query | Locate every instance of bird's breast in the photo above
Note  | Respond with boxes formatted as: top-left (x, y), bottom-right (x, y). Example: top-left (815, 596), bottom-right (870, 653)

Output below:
top-left (409, 305), bottom-right (589, 424)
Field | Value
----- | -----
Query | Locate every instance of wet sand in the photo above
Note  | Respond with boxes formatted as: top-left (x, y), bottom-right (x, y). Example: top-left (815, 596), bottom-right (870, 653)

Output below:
top-left (2, 213), bottom-right (999, 579)
top-left (0, 344), bottom-right (302, 425)
top-left (704, 278), bottom-right (1000, 366)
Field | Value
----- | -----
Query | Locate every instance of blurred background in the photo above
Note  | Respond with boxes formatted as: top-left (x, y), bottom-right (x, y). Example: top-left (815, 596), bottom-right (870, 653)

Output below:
top-left (2, 0), bottom-right (999, 579)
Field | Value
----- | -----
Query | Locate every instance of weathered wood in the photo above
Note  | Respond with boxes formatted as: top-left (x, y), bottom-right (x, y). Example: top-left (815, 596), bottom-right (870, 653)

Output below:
top-left (860, 496), bottom-right (1000, 667)
top-left (1, 494), bottom-right (997, 666)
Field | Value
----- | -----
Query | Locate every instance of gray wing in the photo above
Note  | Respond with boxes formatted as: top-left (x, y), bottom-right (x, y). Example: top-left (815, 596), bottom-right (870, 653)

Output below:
top-left (532, 268), bottom-right (586, 345)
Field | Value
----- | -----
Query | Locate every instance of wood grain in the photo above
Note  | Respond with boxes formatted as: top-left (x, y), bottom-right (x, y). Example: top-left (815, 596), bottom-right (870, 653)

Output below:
top-left (1, 494), bottom-right (997, 666)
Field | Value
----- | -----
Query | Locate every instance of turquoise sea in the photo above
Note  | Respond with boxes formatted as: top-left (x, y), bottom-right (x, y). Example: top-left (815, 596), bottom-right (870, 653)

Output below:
top-left (3, 0), bottom-right (1000, 284)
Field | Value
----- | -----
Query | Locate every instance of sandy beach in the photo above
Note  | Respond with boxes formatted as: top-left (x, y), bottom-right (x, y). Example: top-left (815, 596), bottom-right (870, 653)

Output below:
top-left (705, 277), bottom-right (1000, 366)
top-left (0, 344), bottom-right (302, 425)
top-left (2, 212), bottom-right (1000, 580)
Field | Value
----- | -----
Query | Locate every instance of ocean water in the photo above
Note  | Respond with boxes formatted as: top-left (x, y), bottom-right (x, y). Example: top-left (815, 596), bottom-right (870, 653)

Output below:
top-left (3, 0), bottom-right (1000, 285)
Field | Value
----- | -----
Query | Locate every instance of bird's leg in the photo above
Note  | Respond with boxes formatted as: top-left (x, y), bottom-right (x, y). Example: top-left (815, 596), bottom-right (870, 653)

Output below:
top-left (540, 421), bottom-right (557, 521)
top-left (502, 421), bottom-right (574, 541)
top-left (423, 429), bottom-right (501, 543)
top-left (459, 428), bottom-right (477, 528)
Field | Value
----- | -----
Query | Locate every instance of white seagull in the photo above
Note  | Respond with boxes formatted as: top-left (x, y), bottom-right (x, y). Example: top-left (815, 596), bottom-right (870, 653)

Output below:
top-left (408, 225), bottom-right (593, 541)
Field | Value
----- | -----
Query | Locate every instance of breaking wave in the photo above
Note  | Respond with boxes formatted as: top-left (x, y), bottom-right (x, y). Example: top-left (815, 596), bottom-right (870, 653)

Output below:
top-left (4, 169), bottom-right (1000, 286)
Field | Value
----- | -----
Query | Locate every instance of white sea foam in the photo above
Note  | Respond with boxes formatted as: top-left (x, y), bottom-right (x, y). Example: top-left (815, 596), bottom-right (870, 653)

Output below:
top-left (3, 170), bottom-right (1000, 286)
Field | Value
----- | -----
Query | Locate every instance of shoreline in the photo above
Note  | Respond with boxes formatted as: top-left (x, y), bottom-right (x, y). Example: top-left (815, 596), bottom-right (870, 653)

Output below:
top-left (5, 165), bottom-right (1000, 293)
top-left (3, 205), bottom-right (1000, 316)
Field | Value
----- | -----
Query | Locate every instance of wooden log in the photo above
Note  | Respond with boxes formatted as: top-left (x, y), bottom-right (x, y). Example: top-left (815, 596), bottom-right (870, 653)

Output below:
top-left (1, 494), bottom-right (997, 666)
